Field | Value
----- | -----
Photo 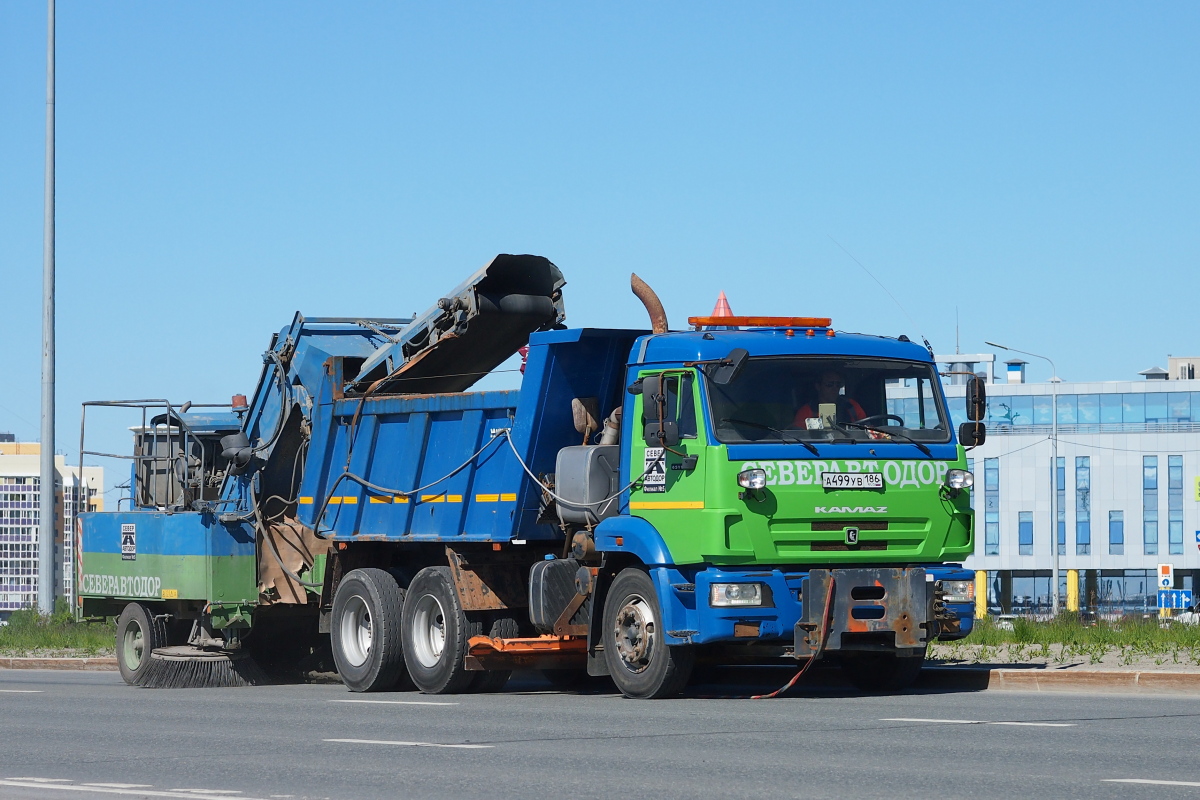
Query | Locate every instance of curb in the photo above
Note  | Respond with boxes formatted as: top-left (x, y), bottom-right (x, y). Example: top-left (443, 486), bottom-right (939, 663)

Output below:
top-left (0, 657), bottom-right (118, 671)
top-left (923, 666), bottom-right (1200, 694)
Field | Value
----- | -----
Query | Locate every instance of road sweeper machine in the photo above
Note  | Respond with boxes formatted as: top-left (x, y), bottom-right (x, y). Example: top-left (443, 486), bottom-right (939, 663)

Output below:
top-left (78, 254), bottom-right (985, 697)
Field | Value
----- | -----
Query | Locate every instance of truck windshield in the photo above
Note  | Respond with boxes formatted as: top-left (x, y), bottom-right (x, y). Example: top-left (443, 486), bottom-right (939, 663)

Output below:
top-left (705, 357), bottom-right (951, 445)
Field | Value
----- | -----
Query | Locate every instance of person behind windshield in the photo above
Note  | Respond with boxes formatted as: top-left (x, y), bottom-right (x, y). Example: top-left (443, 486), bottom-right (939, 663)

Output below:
top-left (792, 370), bottom-right (865, 428)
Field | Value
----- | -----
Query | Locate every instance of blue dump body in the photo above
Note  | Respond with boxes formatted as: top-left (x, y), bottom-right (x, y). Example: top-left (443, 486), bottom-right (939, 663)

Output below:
top-left (296, 328), bottom-right (643, 542)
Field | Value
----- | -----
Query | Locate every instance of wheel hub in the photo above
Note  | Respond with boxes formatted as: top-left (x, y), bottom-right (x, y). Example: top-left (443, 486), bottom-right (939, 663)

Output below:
top-left (411, 593), bottom-right (447, 668)
top-left (613, 595), bottom-right (656, 673)
top-left (339, 595), bottom-right (373, 667)
top-left (122, 620), bottom-right (145, 669)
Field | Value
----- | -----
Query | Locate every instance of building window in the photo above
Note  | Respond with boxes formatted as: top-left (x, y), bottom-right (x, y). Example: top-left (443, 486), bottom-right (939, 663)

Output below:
top-left (1144, 455), bottom-right (1158, 556)
top-left (1055, 456), bottom-right (1066, 556)
top-left (1018, 511), bottom-right (1034, 556)
top-left (1168, 455), bottom-right (1184, 555)
top-left (1109, 510), bottom-right (1124, 556)
top-left (984, 458), bottom-right (999, 556)
top-left (1075, 456), bottom-right (1090, 555)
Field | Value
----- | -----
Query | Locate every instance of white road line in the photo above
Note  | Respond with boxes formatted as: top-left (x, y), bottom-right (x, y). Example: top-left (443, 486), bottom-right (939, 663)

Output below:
top-left (327, 699), bottom-right (459, 706)
top-left (1104, 779), bottom-right (1200, 787)
top-left (0, 689), bottom-right (44, 693)
top-left (324, 738), bottom-right (493, 749)
top-left (880, 718), bottom-right (980, 724)
top-left (169, 792), bottom-right (241, 795)
top-left (8, 778), bottom-right (72, 782)
top-left (83, 784), bottom-right (156, 789)
top-left (0, 780), bottom-right (276, 800)
top-left (880, 718), bottom-right (1076, 727)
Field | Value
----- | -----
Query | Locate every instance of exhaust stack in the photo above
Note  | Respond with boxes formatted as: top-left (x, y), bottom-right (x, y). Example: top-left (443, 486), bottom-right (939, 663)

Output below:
top-left (631, 273), bottom-right (668, 334)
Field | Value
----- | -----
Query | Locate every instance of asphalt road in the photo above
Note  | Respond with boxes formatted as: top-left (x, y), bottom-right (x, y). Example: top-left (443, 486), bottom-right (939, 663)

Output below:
top-left (3, 666), bottom-right (1200, 800)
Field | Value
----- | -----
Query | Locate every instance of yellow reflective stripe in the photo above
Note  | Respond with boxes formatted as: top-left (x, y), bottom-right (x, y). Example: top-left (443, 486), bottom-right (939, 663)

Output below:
top-left (476, 494), bottom-right (499, 502)
top-left (448, 495), bottom-right (462, 503)
top-left (369, 496), bottom-right (391, 504)
top-left (500, 493), bottom-right (517, 502)
top-left (327, 497), bottom-right (358, 505)
top-left (629, 501), bottom-right (705, 510)
top-left (421, 495), bottom-right (445, 503)
top-left (298, 497), bottom-right (313, 505)
top-left (394, 495), bottom-right (409, 504)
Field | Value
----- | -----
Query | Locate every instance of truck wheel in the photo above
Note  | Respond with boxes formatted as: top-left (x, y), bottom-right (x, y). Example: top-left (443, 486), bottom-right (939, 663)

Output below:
top-left (402, 566), bottom-right (476, 694)
top-left (840, 650), bottom-right (926, 692)
top-left (602, 568), bottom-right (694, 699)
top-left (331, 568), bottom-right (413, 692)
top-left (116, 603), bottom-right (166, 686)
top-left (469, 616), bottom-right (516, 693)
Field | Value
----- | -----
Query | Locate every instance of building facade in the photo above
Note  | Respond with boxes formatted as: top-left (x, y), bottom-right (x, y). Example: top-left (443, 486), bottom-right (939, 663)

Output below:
top-left (933, 360), bottom-right (1200, 616)
top-left (0, 436), bottom-right (103, 616)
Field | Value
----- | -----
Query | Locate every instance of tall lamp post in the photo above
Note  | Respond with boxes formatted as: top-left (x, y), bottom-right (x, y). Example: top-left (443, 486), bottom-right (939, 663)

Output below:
top-left (986, 341), bottom-right (1060, 614)
top-left (38, 0), bottom-right (56, 615)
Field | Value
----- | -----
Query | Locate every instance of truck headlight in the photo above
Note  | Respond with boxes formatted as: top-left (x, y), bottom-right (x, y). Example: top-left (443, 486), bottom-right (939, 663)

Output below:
top-left (940, 579), bottom-right (974, 603)
top-left (737, 469), bottom-right (766, 490)
top-left (710, 583), bottom-right (768, 607)
top-left (945, 469), bottom-right (973, 490)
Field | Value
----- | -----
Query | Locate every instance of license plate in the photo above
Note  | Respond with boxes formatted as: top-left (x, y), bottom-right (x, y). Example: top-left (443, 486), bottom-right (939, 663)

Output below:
top-left (821, 472), bottom-right (883, 489)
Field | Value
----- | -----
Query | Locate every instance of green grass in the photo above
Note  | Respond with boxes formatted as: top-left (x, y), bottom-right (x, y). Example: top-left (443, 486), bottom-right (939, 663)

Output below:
top-left (937, 614), bottom-right (1200, 667)
top-left (0, 605), bottom-right (115, 657)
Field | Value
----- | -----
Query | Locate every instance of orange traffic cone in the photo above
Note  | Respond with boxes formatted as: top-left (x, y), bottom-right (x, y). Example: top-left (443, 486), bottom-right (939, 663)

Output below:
top-left (711, 291), bottom-right (734, 318)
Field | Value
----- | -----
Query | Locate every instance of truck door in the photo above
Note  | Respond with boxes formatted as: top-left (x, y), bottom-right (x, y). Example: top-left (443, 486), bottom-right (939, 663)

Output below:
top-left (630, 369), bottom-right (707, 526)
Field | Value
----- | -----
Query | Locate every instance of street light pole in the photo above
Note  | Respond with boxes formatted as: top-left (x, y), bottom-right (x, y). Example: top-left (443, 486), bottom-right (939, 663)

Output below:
top-left (38, 0), bottom-right (56, 615)
top-left (986, 341), bottom-right (1060, 615)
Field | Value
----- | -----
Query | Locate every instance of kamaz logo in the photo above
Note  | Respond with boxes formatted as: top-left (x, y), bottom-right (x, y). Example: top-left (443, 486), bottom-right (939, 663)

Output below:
top-left (814, 506), bottom-right (887, 514)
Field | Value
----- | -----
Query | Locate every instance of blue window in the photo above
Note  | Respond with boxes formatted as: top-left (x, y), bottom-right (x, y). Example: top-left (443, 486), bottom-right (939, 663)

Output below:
top-left (1123, 394), bottom-right (1146, 424)
top-left (1018, 511), bottom-right (1034, 556)
top-left (1057, 395), bottom-right (1078, 425)
top-left (1056, 456), bottom-right (1066, 556)
top-left (984, 458), bottom-right (1000, 556)
top-left (1169, 393), bottom-right (1191, 421)
top-left (1075, 456), bottom-right (1091, 555)
top-left (1033, 396), bottom-right (1053, 425)
top-left (1169, 455), bottom-right (1184, 555)
top-left (1077, 394), bottom-right (1100, 424)
top-left (1144, 456), bottom-right (1158, 556)
top-left (1146, 394), bottom-right (1169, 422)
top-left (1100, 394), bottom-right (1123, 424)
top-left (1009, 396), bottom-right (1033, 426)
top-left (1109, 510), bottom-right (1124, 556)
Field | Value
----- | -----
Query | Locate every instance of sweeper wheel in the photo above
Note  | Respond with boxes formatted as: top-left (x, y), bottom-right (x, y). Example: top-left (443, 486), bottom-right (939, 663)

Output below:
top-left (136, 646), bottom-right (271, 689)
top-left (116, 603), bottom-right (166, 686)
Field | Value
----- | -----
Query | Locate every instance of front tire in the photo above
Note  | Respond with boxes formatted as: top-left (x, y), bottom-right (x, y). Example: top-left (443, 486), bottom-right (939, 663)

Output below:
top-left (331, 568), bottom-right (412, 692)
top-left (602, 568), bottom-right (694, 699)
top-left (116, 602), bottom-right (166, 686)
top-left (402, 566), bottom-right (475, 694)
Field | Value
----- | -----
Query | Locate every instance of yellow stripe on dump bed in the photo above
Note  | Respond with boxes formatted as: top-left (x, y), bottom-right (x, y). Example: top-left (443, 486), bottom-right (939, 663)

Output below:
top-left (500, 493), bottom-right (517, 502)
top-left (476, 494), bottom-right (499, 502)
top-left (298, 497), bottom-right (313, 504)
top-left (327, 497), bottom-right (358, 505)
top-left (630, 500), bottom-right (705, 510)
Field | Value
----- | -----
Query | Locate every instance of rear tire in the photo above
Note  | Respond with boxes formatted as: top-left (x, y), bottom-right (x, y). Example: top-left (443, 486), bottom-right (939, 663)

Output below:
top-left (331, 568), bottom-right (413, 692)
top-left (602, 568), bottom-right (694, 699)
top-left (840, 649), bottom-right (926, 692)
top-left (468, 616), bottom-right (515, 693)
top-left (402, 566), bottom-right (475, 694)
top-left (116, 603), bottom-right (166, 686)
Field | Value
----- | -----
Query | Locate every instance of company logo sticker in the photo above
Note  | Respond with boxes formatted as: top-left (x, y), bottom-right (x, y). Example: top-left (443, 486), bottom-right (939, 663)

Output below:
top-left (120, 523), bottom-right (136, 561)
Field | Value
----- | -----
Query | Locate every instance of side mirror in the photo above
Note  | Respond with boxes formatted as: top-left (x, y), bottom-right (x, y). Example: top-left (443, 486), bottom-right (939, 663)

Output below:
top-left (966, 376), bottom-right (987, 421)
top-left (959, 421), bottom-right (986, 447)
top-left (640, 375), bottom-right (682, 446)
top-left (644, 419), bottom-right (681, 447)
top-left (705, 347), bottom-right (749, 386)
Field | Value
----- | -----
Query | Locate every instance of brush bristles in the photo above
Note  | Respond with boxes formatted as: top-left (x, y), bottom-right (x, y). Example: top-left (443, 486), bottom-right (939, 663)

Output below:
top-left (136, 653), bottom-right (271, 689)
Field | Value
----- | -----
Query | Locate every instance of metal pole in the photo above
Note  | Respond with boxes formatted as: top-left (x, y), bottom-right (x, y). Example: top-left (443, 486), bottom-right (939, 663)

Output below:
top-left (986, 341), bottom-right (1061, 614)
top-left (38, 0), bottom-right (56, 615)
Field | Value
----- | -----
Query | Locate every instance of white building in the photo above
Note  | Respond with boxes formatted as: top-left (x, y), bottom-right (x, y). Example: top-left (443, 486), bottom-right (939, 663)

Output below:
top-left (0, 436), bottom-right (103, 615)
top-left (934, 357), bottom-right (1200, 615)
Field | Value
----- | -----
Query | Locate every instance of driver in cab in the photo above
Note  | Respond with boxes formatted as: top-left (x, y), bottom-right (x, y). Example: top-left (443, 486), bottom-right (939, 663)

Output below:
top-left (792, 370), bottom-right (865, 429)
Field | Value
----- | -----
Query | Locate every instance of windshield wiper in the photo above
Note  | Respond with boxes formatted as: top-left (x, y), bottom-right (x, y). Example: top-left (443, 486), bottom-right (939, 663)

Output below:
top-left (720, 418), bottom-right (819, 455)
top-left (839, 421), bottom-right (933, 457)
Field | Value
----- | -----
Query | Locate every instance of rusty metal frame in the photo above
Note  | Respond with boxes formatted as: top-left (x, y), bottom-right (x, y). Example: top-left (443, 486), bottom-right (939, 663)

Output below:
top-left (795, 567), bottom-right (932, 657)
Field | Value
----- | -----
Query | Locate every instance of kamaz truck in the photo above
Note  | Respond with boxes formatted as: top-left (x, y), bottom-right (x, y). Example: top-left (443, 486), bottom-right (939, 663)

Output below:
top-left (78, 254), bottom-right (985, 698)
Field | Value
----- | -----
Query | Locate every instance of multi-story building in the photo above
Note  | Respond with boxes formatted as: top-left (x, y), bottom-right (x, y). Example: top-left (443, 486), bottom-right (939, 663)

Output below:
top-left (0, 435), bottom-right (103, 616)
top-left (928, 357), bottom-right (1200, 616)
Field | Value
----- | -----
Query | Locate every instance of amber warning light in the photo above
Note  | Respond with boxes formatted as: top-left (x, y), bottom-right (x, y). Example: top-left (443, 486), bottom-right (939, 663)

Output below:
top-left (688, 316), bottom-right (833, 329)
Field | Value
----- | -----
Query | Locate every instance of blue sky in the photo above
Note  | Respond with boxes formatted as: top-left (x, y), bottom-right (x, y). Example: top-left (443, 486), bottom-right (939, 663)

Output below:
top-left (1, 3), bottom-right (1198, 476)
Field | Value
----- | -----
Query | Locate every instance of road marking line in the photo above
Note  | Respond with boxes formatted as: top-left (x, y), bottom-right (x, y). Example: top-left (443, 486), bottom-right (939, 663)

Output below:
top-left (0, 689), bottom-right (44, 693)
top-left (83, 785), bottom-right (155, 789)
top-left (880, 718), bottom-right (979, 724)
top-left (0, 780), bottom-right (276, 800)
top-left (169, 792), bottom-right (241, 795)
top-left (880, 718), bottom-right (1076, 727)
top-left (328, 699), bottom-right (459, 706)
top-left (1104, 779), bottom-right (1200, 787)
top-left (324, 738), bottom-right (492, 749)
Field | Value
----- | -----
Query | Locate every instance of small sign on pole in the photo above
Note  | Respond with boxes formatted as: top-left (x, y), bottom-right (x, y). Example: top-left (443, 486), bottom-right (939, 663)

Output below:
top-left (1158, 563), bottom-right (1174, 590)
top-left (1158, 589), bottom-right (1193, 610)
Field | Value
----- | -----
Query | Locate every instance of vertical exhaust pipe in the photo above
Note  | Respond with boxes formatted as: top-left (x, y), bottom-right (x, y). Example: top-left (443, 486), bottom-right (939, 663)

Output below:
top-left (631, 273), bottom-right (668, 334)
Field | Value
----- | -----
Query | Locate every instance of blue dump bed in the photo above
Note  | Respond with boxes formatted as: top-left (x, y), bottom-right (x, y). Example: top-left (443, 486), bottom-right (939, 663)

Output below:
top-left (294, 328), bottom-right (643, 543)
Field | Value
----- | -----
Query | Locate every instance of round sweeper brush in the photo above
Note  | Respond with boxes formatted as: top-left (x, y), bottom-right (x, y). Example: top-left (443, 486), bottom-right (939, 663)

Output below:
top-left (134, 646), bottom-right (271, 689)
